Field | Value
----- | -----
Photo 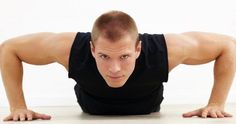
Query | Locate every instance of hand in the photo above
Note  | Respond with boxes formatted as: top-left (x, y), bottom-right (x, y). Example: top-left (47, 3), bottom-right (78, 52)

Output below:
top-left (3, 108), bottom-right (51, 121)
top-left (182, 105), bottom-right (233, 118)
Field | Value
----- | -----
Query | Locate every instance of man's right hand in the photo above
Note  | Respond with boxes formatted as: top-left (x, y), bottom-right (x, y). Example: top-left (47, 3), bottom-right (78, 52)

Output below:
top-left (3, 108), bottom-right (51, 121)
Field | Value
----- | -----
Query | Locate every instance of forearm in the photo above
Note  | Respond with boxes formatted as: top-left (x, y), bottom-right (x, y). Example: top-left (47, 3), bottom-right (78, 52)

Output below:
top-left (0, 43), bottom-right (27, 112)
top-left (208, 44), bottom-right (236, 107)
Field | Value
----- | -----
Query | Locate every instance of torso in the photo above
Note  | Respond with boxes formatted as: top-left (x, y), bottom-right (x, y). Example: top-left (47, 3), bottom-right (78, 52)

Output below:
top-left (58, 32), bottom-right (185, 73)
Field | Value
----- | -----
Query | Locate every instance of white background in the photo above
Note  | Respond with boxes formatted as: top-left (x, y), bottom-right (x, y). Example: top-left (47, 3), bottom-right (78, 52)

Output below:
top-left (0, 0), bottom-right (235, 107)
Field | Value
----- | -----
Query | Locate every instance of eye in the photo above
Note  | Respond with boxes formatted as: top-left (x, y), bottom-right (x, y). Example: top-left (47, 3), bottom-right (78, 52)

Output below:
top-left (100, 55), bottom-right (109, 59)
top-left (120, 55), bottom-right (129, 60)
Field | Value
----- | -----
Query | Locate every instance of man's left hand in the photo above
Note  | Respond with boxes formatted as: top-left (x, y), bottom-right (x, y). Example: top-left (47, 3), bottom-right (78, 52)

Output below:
top-left (182, 105), bottom-right (233, 118)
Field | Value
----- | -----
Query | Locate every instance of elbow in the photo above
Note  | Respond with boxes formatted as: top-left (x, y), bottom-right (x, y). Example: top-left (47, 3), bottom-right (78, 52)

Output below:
top-left (224, 40), bottom-right (236, 65)
top-left (0, 42), bottom-right (6, 66)
top-left (0, 41), bottom-right (15, 64)
top-left (234, 39), bottom-right (236, 48)
top-left (223, 40), bottom-right (236, 52)
top-left (0, 42), bottom-right (4, 67)
top-left (0, 42), bottom-right (5, 62)
top-left (0, 41), bottom-right (8, 56)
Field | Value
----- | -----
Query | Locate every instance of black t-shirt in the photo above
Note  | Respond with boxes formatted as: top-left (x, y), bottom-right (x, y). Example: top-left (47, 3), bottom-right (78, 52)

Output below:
top-left (68, 32), bottom-right (169, 115)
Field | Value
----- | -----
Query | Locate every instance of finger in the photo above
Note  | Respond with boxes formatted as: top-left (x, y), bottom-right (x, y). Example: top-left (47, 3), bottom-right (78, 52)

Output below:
top-left (222, 111), bottom-right (233, 117)
top-left (182, 109), bottom-right (200, 118)
top-left (34, 113), bottom-right (51, 120)
top-left (19, 113), bottom-right (26, 121)
top-left (26, 112), bottom-right (33, 121)
top-left (3, 115), bottom-right (13, 121)
top-left (201, 109), bottom-right (208, 118)
top-left (41, 114), bottom-right (51, 120)
top-left (13, 114), bottom-right (19, 121)
top-left (216, 111), bottom-right (224, 118)
top-left (209, 110), bottom-right (217, 118)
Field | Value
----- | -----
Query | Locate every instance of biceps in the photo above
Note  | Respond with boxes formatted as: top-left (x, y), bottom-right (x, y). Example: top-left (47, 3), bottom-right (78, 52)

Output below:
top-left (182, 35), bottom-right (223, 65)
top-left (4, 33), bottom-right (56, 65)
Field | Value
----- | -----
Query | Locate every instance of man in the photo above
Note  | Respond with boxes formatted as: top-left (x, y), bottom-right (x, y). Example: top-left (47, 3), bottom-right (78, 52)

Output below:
top-left (0, 10), bottom-right (235, 121)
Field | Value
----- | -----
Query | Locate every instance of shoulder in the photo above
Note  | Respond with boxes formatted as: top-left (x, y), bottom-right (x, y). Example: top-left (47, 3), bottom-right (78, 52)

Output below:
top-left (164, 31), bottom-right (236, 71)
top-left (164, 32), bottom-right (198, 71)
top-left (48, 32), bottom-right (77, 55)
top-left (48, 32), bottom-right (78, 69)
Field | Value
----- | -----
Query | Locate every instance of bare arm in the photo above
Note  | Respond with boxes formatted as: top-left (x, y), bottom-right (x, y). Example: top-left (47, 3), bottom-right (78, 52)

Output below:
top-left (0, 32), bottom-right (76, 121)
top-left (165, 31), bottom-right (236, 118)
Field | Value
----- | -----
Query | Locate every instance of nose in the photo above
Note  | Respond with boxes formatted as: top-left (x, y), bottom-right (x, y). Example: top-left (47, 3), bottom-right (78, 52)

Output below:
top-left (108, 60), bottom-right (121, 74)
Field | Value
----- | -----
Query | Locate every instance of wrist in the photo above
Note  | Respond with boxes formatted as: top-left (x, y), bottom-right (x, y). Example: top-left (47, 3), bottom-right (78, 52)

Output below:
top-left (207, 102), bottom-right (225, 108)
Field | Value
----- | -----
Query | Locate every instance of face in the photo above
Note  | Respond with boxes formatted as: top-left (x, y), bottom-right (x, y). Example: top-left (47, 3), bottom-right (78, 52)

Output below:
top-left (91, 35), bottom-right (141, 88)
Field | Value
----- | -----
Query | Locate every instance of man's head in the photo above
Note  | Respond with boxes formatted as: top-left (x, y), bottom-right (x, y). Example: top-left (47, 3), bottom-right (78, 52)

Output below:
top-left (90, 10), bottom-right (141, 88)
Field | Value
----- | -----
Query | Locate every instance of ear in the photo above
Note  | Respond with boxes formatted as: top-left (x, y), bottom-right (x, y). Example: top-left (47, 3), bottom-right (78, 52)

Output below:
top-left (90, 41), bottom-right (95, 58)
top-left (135, 41), bottom-right (142, 59)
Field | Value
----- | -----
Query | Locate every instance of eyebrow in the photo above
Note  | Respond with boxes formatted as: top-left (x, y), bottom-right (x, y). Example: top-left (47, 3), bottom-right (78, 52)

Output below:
top-left (97, 52), bottom-right (131, 57)
top-left (98, 52), bottom-right (107, 55)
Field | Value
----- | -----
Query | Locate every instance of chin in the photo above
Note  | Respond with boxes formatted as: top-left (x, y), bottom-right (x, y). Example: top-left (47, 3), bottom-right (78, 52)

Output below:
top-left (108, 84), bottom-right (124, 88)
top-left (106, 80), bottom-right (127, 88)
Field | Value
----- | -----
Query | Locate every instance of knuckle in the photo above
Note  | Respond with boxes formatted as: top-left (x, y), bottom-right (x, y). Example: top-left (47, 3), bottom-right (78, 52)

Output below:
top-left (27, 115), bottom-right (33, 119)
top-left (13, 116), bottom-right (19, 121)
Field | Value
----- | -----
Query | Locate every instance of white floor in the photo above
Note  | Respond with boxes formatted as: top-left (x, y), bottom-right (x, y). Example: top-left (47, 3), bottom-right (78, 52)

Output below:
top-left (0, 104), bottom-right (235, 124)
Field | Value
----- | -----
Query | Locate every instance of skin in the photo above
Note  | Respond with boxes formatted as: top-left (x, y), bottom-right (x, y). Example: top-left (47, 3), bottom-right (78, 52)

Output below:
top-left (90, 35), bottom-right (141, 88)
top-left (0, 31), bottom-right (235, 121)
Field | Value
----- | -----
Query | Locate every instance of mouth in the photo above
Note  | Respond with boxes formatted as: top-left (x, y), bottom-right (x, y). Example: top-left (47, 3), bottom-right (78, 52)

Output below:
top-left (107, 75), bottom-right (124, 80)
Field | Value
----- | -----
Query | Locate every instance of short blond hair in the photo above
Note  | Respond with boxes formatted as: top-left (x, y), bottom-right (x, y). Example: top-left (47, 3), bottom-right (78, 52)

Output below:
top-left (91, 10), bottom-right (139, 45)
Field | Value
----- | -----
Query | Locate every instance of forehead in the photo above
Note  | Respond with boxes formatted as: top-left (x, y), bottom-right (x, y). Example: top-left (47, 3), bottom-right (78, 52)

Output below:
top-left (93, 35), bottom-right (136, 53)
